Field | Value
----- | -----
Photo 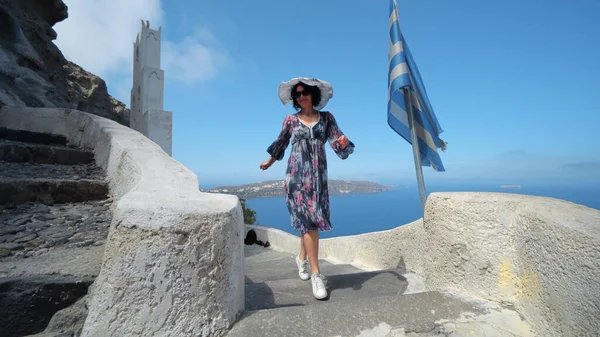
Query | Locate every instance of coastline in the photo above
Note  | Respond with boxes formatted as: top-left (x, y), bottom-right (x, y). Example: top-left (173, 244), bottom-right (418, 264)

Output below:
top-left (203, 179), bottom-right (394, 199)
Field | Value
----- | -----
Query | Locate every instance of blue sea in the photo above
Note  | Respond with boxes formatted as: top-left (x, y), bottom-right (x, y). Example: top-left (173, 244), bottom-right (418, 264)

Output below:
top-left (246, 182), bottom-right (600, 239)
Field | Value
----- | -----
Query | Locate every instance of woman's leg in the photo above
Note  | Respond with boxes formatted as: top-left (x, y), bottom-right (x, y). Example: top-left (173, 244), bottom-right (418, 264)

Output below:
top-left (295, 232), bottom-right (310, 281)
top-left (303, 229), bottom-right (326, 299)
top-left (302, 230), bottom-right (320, 274)
top-left (299, 234), bottom-right (307, 261)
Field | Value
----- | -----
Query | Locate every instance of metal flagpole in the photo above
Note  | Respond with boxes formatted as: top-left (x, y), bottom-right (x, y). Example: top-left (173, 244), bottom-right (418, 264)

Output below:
top-left (403, 88), bottom-right (427, 211)
top-left (394, 0), bottom-right (427, 211)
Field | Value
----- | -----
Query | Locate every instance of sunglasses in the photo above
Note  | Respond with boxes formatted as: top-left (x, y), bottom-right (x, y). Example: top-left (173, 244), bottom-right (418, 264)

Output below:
top-left (292, 90), bottom-right (311, 98)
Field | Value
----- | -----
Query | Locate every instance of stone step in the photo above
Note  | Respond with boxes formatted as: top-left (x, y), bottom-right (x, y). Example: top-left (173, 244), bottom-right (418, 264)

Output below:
top-left (0, 200), bottom-right (112, 259)
top-left (0, 127), bottom-right (67, 146)
top-left (245, 256), bottom-right (362, 284)
top-left (228, 291), bottom-right (487, 337)
top-left (0, 162), bottom-right (105, 181)
top-left (0, 275), bottom-right (92, 337)
top-left (244, 244), bottom-right (295, 263)
top-left (245, 267), bottom-right (407, 311)
top-left (244, 244), bottom-right (365, 283)
top-left (0, 179), bottom-right (109, 205)
top-left (0, 141), bottom-right (94, 165)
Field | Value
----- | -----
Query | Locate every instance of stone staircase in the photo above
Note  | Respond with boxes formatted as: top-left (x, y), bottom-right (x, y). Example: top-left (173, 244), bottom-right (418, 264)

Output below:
top-left (0, 127), bottom-right (108, 205)
top-left (229, 245), bottom-right (535, 337)
top-left (0, 127), bottom-right (112, 337)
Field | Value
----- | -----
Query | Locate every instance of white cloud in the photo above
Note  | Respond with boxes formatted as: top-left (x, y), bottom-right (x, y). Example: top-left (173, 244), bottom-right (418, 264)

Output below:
top-left (162, 28), bottom-right (230, 85)
top-left (55, 0), bottom-right (164, 78)
top-left (54, 0), bottom-right (230, 102)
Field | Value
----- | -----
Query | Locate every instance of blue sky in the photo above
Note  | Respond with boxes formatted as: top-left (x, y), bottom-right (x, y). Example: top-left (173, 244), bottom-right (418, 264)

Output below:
top-left (56, 0), bottom-right (600, 187)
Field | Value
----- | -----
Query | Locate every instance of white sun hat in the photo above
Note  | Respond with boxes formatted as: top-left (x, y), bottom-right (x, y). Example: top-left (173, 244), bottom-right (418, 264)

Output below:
top-left (278, 77), bottom-right (333, 111)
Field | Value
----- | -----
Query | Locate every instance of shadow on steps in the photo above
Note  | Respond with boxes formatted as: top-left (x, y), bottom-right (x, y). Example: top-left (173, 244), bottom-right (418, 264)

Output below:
top-left (326, 269), bottom-right (407, 293)
top-left (0, 127), bottom-right (67, 146)
top-left (245, 267), bottom-right (408, 311)
top-left (0, 276), bottom-right (93, 337)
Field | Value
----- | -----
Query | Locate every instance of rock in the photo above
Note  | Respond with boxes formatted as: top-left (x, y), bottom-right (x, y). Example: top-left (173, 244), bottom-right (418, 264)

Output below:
top-left (0, 276), bottom-right (91, 337)
top-left (0, 225), bottom-right (22, 235)
top-left (37, 295), bottom-right (88, 337)
top-left (65, 62), bottom-right (130, 125)
top-left (26, 249), bottom-right (39, 257)
top-left (10, 216), bottom-right (30, 226)
top-left (27, 222), bottom-right (49, 231)
top-left (0, 242), bottom-right (21, 250)
top-left (0, 0), bottom-right (129, 125)
top-left (31, 204), bottom-right (50, 213)
top-left (1, 198), bottom-right (110, 255)
top-left (15, 232), bottom-right (37, 243)
top-left (0, 247), bottom-right (11, 257)
top-left (0, 134), bottom-right (114, 334)
top-left (13, 230), bottom-right (32, 240)
top-left (0, 178), bottom-right (110, 204)
top-left (33, 213), bottom-right (56, 221)
top-left (23, 237), bottom-right (44, 249)
top-left (67, 239), bottom-right (94, 248)
top-left (82, 216), bottom-right (103, 227)
top-left (50, 218), bottom-right (67, 225)
top-left (67, 232), bottom-right (85, 242)
top-left (64, 214), bottom-right (80, 221)
top-left (42, 236), bottom-right (68, 248)
top-left (39, 226), bottom-right (69, 237)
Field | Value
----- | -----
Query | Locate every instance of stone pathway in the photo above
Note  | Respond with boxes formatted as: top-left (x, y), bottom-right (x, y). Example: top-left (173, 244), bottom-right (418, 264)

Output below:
top-left (0, 160), bottom-right (104, 180)
top-left (228, 245), bottom-right (534, 337)
top-left (0, 127), bottom-right (112, 337)
top-left (0, 200), bottom-right (111, 259)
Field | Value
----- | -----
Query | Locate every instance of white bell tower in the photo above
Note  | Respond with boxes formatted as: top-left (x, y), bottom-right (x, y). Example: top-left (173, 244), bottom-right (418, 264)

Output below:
top-left (130, 20), bottom-right (172, 156)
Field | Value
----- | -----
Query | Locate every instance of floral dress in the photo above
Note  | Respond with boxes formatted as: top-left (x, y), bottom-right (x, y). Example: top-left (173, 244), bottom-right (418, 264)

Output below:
top-left (267, 111), bottom-right (355, 234)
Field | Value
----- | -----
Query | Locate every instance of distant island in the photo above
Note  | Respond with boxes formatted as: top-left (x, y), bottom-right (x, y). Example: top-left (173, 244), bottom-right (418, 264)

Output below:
top-left (500, 185), bottom-right (522, 189)
top-left (204, 180), bottom-right (395, 199)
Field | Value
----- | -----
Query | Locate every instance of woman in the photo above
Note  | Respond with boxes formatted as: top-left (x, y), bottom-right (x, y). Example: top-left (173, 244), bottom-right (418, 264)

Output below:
top-left (260, 77), bottom-right (354, 300)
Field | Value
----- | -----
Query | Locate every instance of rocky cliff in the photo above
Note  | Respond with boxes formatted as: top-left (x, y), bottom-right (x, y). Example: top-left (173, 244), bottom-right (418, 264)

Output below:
top-left (0, 0), bottom-right (129, 125)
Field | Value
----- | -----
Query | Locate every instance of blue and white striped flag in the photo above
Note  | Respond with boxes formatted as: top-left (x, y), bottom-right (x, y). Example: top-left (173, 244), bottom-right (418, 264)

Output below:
top-left (388, 0), bottom-right (447, 171)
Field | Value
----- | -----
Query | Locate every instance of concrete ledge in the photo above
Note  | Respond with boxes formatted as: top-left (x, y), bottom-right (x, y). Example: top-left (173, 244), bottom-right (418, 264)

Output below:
top-left (245, 221), bottom-right (424, 272)
top-left (424, 193), bottom-right (600, 337)
top-left (0, 107), bottom-right (245, 337)
top-left (248, 192), bottom-right (600, 337)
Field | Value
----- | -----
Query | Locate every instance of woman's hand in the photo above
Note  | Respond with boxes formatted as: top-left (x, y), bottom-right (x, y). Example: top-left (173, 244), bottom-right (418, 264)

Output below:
top-left (337, 135), bottom-right (349, 149)
top-left (260, 157), bottom-right (276, 170)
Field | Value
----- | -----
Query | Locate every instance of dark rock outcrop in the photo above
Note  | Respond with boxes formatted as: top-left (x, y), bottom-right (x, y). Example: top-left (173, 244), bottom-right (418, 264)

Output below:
top-left (0, 0), bottom-right (129, 125)
top-left (0, 276), bottom-right (92, 337)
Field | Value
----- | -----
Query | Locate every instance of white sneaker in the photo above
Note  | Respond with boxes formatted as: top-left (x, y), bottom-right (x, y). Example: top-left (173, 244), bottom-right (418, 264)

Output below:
top-left (311, 272), bottom-right (327, 300)
top-left (295, 255), bottom-right (310, 281)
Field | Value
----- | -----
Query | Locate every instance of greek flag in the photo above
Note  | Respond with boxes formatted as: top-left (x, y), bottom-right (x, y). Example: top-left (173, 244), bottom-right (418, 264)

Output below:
top-left (388, 0), bottom-right (447, 172)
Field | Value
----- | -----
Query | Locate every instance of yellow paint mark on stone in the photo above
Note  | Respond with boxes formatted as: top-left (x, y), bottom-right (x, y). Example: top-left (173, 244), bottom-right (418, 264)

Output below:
top-left (499, 258), bottom-right (543, 300)
top-left (499, 258), bottom-right (515, 289)
top-left (516, 269), bottom-right (542, 299)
